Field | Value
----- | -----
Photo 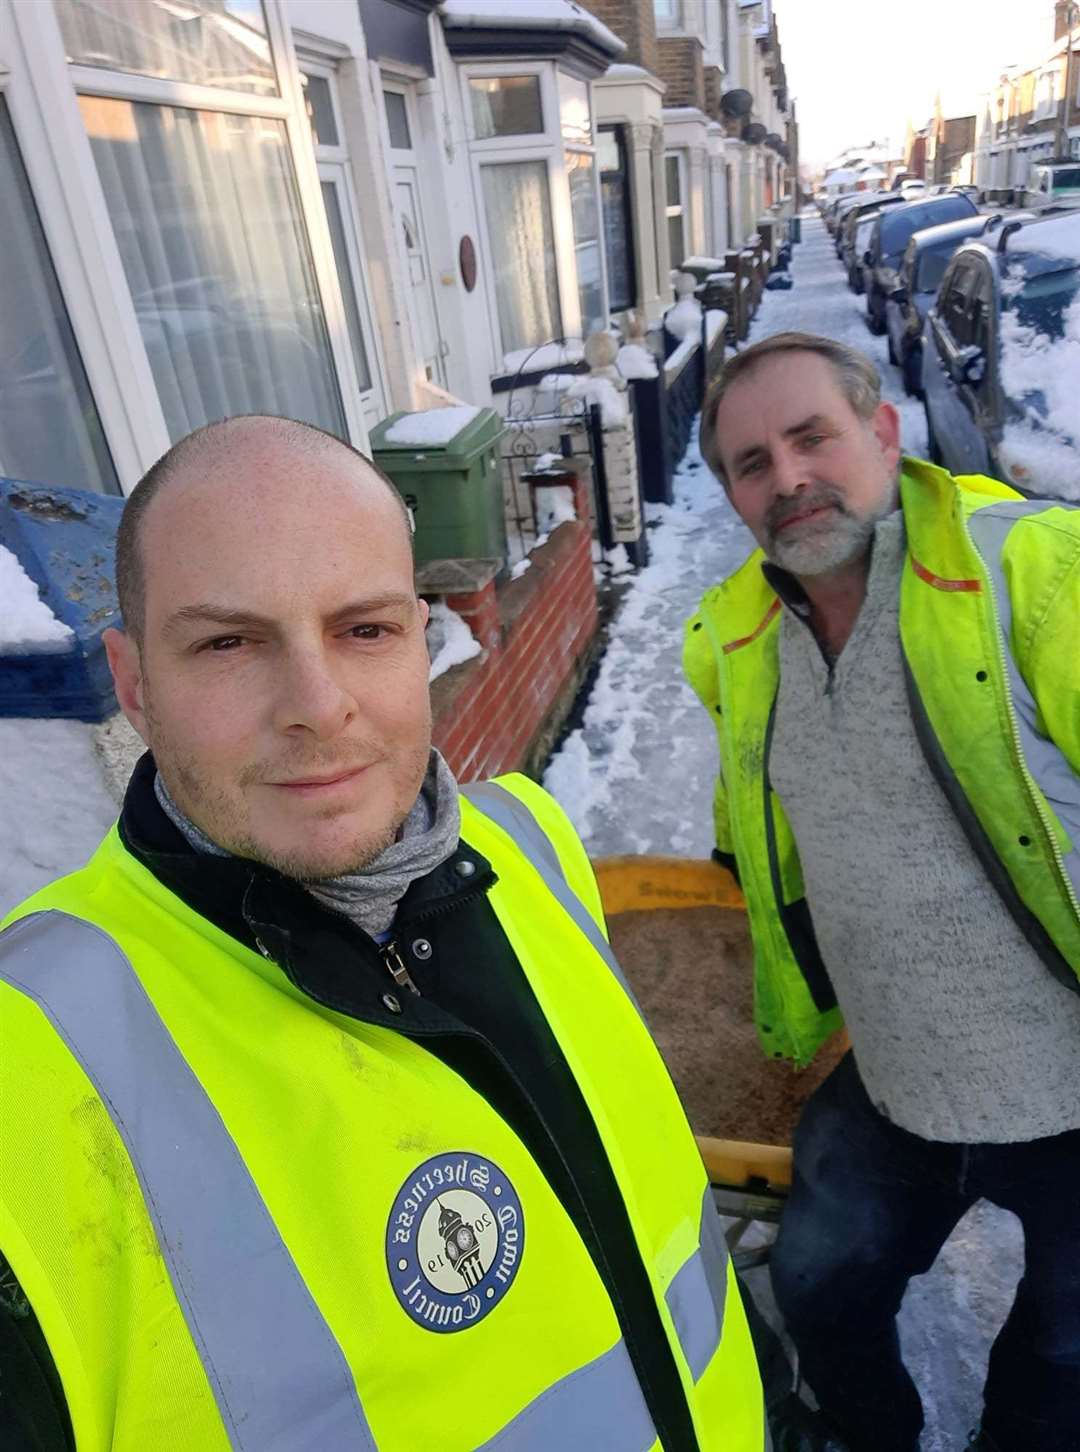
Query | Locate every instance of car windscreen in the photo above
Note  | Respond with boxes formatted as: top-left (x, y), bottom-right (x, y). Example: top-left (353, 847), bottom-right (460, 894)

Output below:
top-left (915, 241), bottom-right (967, 293)
top-left (880, 197), bottom-right (977, 268)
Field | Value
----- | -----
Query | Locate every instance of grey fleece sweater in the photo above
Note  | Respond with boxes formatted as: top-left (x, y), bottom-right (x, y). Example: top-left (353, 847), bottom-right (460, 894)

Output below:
top-left (768, 512), bottom-right (1080, 1143)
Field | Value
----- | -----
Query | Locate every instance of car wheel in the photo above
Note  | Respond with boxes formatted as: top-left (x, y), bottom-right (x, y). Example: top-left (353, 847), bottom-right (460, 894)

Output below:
top-left (867, 292), bottom-right (886, 335)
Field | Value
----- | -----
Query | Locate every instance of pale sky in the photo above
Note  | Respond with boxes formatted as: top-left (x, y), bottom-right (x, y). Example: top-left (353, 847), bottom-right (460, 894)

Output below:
top-left (776, 0), bottom-right (1061, 170)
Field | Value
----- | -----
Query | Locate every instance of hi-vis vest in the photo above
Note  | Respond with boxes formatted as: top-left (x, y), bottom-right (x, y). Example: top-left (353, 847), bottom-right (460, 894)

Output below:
top-left (684, 459), bottom-right (1080, 1068)
top-left (0, 774), bottom-right (763, 1451)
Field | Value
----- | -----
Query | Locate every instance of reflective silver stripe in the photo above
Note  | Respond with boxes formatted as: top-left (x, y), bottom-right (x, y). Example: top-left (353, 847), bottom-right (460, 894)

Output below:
top-left (0, 911), bottom-right (375, 1452)
top-left (463, 781), bottom-right (730, 1381)
top-left (665, 1185), bottom-right (728, 1381)
top-left (967, 500), bottom-right (1080, 901)
top-left (477, 1339), bottom-right (657, 1451)
top-left (461, 780), bottom-right (646, 1018)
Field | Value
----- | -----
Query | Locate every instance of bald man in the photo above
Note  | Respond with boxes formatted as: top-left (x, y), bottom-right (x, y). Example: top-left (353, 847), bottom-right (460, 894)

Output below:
top-left (0, 417), bottom-right (763, 1452)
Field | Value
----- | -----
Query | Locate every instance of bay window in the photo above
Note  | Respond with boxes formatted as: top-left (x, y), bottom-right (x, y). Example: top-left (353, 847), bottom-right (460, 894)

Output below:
top-left (80, 95), bottom-right (345, 441)
top-left (0, 98), bottom-right (118, 492)
top-left (467, 63), bottom-right (608, 371)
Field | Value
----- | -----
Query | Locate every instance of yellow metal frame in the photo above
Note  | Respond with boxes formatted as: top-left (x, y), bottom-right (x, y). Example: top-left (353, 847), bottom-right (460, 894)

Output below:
top-left (696, 1136), bottom-right (792, 1192)
top-left (593, 855), bottom-right (745, 916)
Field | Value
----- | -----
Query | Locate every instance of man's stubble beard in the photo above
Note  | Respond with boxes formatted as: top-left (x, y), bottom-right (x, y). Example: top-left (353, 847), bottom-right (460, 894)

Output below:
top-left (764, 477), bottom-right (898, 577)
top-left (141, 684), bottom-right (430, 882)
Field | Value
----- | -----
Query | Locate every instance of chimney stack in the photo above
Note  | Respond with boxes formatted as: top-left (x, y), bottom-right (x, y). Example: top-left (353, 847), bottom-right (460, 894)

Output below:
top-left (1055, 0), bottom-right (1078, 43)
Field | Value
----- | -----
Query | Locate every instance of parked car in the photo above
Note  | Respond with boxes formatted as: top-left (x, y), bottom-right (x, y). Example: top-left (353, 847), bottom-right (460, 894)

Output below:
top-left (861, 191), bottom-right (980, 333)
top-left (848, 212), bottom-right (881, 293)
top-left (829, 191), bottom-right (871, 242)
top-left (1021, 159), bottom-right (1080, 211)
top-left (885, 213), bottom-right (1032, 395)
top-left (838, 192), bottom-right (905, 271)
top-left (921, 211), bottom-right (1080, 494)
top-left (824, 191), bottom-right (862, 234)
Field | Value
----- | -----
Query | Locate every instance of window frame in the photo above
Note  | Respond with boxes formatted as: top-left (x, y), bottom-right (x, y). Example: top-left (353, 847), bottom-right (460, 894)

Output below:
top-left (654, 0), bottom-right (685, 33)
top-left (665, 148), bottom-right (687, 271)
top-left (3, 0), bottom-right (372, 491)
top-left (301, 57), bottom-right (388, 428)
top-left (464, 61), bottom-right (608, 371)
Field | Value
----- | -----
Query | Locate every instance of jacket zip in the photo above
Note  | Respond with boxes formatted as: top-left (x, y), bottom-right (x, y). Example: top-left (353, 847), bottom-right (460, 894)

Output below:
top-left (380, 940), bottom-right (421, 996)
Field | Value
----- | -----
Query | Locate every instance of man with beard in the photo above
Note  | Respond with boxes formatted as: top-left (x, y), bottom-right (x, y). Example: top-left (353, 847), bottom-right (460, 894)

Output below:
top-left (684, 333), bottom-right (1080, 1452)
top-left (0, 416), bottom-right (764, 1451)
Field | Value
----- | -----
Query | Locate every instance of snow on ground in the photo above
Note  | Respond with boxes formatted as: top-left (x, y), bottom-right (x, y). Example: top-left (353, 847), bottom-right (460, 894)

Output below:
top-left (545, 215), bottom-right (1022, 1451)
top-left (0, 719), bottom-right (117, 917)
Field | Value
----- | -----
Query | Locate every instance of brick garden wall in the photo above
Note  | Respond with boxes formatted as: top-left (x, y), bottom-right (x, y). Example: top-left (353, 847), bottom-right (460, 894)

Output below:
top-left (431, 516), bottom-right (598, 783)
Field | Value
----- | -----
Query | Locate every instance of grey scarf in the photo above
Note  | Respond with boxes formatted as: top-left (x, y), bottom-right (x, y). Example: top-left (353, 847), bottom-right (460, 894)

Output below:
top-left (155, 749), bottom-right (462, 938)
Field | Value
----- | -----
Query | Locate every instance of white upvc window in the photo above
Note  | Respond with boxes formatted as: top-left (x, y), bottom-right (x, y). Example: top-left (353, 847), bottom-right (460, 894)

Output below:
top-left (1036, 68), bottom-right (1059, 120)
top-left (665, 150), bottom-right (687, 270)
top-left (2, 0), bottom-right (371, 495)
top-left (464, 61), bottom-right (608, 374)
top-left (299, 56), bottom-right (387, 428)
top-left (0, 87), bottom-right (119, 492)
top-left (654, 0), bottom-right (684, 32)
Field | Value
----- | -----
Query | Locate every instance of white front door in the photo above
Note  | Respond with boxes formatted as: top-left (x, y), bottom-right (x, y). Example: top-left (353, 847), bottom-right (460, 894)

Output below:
top-left (393, 168), bottom-right (445, 387)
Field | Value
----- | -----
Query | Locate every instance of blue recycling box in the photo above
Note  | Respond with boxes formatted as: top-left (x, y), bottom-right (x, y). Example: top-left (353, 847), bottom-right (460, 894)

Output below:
top-left (0, 478), bottom-right (126, 721)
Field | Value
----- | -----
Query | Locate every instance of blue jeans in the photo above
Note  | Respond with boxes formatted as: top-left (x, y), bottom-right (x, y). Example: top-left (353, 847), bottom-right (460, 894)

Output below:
top-left (770, 1053), bottom-right (1080, 1452)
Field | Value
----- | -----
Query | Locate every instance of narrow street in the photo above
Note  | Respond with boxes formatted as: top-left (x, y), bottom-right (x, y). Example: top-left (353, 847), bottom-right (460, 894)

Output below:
top-left (544, 213), bottom-right (1024, 1452)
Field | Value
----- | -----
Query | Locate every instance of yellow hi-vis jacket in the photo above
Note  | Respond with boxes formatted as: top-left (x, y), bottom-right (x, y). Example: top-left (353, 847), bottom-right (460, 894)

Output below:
top-left (684, 459), bottom-right (1080, 1067)
top-left (0, 774), bottom-right (763, 1451)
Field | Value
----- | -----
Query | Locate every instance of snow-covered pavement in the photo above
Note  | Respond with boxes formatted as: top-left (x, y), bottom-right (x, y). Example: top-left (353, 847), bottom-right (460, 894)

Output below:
top-left (544, 214), bottom-right (1024, 1451)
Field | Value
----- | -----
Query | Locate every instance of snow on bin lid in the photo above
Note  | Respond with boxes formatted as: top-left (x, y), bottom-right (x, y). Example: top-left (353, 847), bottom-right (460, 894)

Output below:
top-left (0, 544), bottom-right (74, 655)
top-left (0, 478), bottom-right (125, 720)
top-left (381, 405), bottom-right (482, 448)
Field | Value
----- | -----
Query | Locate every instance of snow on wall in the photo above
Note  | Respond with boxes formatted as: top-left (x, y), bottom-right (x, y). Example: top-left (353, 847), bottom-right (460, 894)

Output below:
top-left (426, 600), bottom-right (482, 682)
top-left (0, 545), bottom-right (75, 654)
top-left (616, 344), bottom-right (659, 381)
top-left (564, 375), bottom-right (628, 426)
top-left (440, 0), bottom-right (624, 55)
top-left (533, 485), bottom-right (576, 534)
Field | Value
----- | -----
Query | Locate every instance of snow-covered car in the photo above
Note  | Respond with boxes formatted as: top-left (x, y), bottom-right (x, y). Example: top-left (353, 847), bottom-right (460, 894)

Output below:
top-left (885, 213), bottom-right (1029, 396)
top-left (861, 192), bottom-right (979, 334)
top-left (921, 211), bottom-right (1080, 497)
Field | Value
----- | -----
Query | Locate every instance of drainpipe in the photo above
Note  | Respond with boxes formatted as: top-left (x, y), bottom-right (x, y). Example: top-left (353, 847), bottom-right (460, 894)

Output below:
top-left (1056, 5), bottom-right (1079, 157)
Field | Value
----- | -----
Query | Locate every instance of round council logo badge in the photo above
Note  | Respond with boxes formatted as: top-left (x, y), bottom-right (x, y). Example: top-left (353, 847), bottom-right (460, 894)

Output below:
top-left (386, 1152), bottom-right (525, 1333)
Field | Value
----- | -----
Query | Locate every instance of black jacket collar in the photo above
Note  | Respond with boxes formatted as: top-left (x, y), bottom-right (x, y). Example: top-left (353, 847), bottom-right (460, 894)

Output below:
top-left (118, 753), bottom-right (496, 968)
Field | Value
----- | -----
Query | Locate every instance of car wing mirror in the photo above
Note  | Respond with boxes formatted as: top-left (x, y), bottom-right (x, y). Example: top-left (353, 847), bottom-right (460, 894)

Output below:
top-left (951, 343), bottom-right (987, 386)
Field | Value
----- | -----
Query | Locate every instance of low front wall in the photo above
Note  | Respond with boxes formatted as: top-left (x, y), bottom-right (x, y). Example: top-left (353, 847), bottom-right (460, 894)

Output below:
top-left (431, 519), bottom-right (599, 782)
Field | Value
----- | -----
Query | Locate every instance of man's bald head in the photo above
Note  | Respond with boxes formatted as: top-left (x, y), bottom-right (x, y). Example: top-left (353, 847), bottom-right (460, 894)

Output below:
top-left (115, 415), bottom-right (413, 644)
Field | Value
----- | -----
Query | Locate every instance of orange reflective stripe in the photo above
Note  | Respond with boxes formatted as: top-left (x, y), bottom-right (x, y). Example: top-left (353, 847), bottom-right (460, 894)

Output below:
top-left (909, 553), bottom-right (981, 592)
top-left (722, 599), bottom-right (781, 654)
